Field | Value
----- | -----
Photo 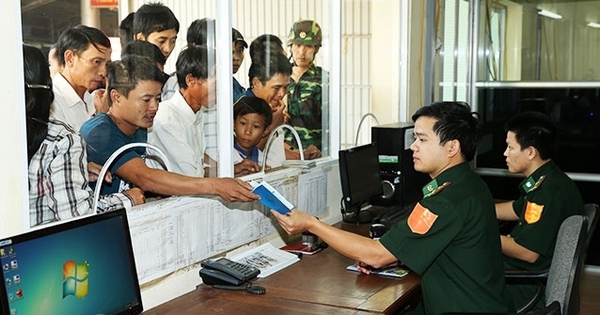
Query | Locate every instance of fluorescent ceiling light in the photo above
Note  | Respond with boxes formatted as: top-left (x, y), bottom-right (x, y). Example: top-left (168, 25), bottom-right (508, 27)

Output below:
top-left (588, 22), bottom-right (600, 29)
top-left (538, 9), bottom-right (562, 20)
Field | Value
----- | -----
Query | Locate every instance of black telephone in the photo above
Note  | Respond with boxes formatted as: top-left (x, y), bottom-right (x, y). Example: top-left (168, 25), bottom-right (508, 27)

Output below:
top-left (199, 258), bottom-right (261, 286)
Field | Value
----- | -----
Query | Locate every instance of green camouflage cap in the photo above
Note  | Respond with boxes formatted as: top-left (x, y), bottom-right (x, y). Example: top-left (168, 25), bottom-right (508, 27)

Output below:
top-left (287, 19), bottom-right (322, 47)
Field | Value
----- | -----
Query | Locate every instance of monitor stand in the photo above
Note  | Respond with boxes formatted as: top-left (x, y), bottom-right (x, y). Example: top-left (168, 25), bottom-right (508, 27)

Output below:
top-left (342, 209), bottom-right (376, 224)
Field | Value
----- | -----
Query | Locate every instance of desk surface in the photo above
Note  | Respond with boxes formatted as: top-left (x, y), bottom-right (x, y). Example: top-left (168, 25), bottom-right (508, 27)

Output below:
top-left (143, 222), bottom-right (421, 315)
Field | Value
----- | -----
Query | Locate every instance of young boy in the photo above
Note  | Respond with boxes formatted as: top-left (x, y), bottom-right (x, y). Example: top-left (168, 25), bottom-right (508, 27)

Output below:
top-left (233, 96), bottom-right (273, 177)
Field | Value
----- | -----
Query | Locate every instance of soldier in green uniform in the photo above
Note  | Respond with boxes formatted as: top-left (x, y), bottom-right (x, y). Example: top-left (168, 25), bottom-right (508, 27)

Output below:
top-left (284, 19), bottom-right (327, 160)
top-left (495, 111), bottom-right (584, 310)
top-left (272, 102), bottom-right (511, 315)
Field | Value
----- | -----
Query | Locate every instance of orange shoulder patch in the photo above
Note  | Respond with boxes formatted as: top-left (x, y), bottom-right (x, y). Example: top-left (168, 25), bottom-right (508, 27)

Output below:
top-left (524, 201), bottom-right (544, 224)
top-left (407, 203), bottom-right (439, 234)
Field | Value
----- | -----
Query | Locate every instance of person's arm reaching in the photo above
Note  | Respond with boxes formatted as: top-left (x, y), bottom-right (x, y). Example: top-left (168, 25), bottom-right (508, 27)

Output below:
top-left (115, 157), bottom-right (259, 202)
top-left (271, 209), bottom-right (397, 269)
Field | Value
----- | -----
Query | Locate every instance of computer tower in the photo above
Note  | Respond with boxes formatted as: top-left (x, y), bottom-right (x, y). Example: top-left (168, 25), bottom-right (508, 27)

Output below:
top-left (371, 122), bottom-right (430, 207)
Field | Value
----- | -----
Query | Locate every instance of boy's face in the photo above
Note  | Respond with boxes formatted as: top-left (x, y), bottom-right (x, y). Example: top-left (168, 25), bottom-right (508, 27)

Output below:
top-left (137, 29), bottom-right (178, 59)
top-left (109, 80), bottom-right (163, 136)
top-left (64, 43), bottom-right (111, 92)
top-left (234, 113), bottom-right (267, 152)
top-left (232, 41), bottom-right (245, 74)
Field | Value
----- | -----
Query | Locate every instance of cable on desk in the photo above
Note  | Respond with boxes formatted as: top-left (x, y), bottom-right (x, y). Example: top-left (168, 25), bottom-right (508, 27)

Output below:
top-left (212, 283), bottom-right (266, 295)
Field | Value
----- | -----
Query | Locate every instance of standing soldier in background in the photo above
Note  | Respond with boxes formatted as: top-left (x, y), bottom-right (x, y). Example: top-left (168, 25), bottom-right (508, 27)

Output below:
top-left (285, 19), bottom-right (327, 160)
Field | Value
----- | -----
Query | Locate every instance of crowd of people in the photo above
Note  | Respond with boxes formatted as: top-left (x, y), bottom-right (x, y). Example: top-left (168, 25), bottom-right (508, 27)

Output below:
top-left (23, 2), bottom-right (585, 315)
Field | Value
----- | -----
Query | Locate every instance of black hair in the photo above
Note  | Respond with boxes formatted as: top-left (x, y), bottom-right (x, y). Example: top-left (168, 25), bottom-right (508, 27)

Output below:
top-left (107, 55), bottom-right (167, 103)
top-left (504, 111), bottom-right (558, 160)
top-left (249, 34), bottom-right (284, 64)
top-left (121, 40), bottom-right (166, 66)
top-left (412, 101), bottom-right (481, 162)
top-left (233, 96), bottom-right (273, 128)
top-left (23, 44), bottom-right (54, 164)
top-left (132, 2), bottom-right (180, 38)
top-left (247, 50), bottom-right (291, 85)
top-left (56, 25), bottom-right (111, 66)
top-left (186, 18), bottom-right (215, 46)
top-left (119, 12), bottom-right (136, 48)
top-left (175, 45), bottom-right (215, 89)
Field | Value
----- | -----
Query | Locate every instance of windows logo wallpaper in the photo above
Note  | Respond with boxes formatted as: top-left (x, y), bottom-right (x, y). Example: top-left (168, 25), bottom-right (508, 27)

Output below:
top-left (1, 218), bottom-right (140, 315)
top-left (62, 260), bottom-right (89, 298)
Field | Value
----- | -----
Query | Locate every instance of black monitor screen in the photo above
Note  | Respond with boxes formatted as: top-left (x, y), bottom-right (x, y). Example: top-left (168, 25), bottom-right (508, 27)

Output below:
top-left (339, 143), bottom-right (383, 220)
top-left (0, 209), bottom-right (143, 315)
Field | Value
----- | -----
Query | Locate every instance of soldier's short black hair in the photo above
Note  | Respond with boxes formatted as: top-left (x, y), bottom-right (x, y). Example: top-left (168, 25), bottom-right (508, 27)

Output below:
top-left (412, 101), bottom-right (481, 162)
top-left (56, 25), bottom-right (111, 66)
top-left (132, 2), bottom-right (179, 38)
top-left (175, 45), bottom-right (215, 89)
top-left (505, 111), bottom-right (557, 160)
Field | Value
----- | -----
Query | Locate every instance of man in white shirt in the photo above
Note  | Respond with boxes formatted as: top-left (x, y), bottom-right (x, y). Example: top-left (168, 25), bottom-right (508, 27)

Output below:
top-left (51, 25), bottom-right (112, 131)
top-left (148, 45), bottom-right (213, 177)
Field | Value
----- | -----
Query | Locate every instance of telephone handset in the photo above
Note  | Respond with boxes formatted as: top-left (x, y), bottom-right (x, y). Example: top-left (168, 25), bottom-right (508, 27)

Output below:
top-left (199, 258), bottom-right (261, 286)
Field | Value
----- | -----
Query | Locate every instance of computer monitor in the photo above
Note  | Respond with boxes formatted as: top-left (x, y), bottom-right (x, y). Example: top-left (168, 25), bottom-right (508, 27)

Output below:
top-left (339, 142), bottom-right (384, 223)
top-left (0, 209), bottom-right (143, 315)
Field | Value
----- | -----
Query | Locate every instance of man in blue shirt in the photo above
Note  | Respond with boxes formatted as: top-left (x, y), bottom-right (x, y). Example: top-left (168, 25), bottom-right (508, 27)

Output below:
top-left (80, 55), bottom-right (258, 203)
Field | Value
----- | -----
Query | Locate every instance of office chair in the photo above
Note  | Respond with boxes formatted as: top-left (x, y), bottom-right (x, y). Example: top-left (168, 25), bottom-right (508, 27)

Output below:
top-left (441, 215), bottom-right (587, 315)
top-left (583, 203), bottom-right (598, 256)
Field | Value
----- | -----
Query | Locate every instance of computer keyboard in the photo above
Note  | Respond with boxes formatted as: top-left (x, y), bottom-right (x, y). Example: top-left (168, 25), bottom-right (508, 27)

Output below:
top-left (372, 202), bottom-right (416, 230)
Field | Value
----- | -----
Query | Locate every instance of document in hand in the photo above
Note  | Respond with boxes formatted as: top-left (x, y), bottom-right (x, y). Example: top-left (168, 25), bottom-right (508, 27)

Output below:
top-left (346, 263), bottom-right (410, 278)
top-left (250, 181), bottom-right (294, 214)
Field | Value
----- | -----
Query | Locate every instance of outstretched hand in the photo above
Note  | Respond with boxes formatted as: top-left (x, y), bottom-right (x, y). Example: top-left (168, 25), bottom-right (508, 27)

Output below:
top-left (270, 209), bottom-right (316, 235)
top-left (214, 178), bottom-right (260, 202)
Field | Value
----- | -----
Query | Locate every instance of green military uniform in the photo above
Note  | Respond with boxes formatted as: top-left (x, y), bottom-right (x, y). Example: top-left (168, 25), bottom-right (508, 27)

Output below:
top-left (285, 64), bottom-right (329, 150)
top-left (380, 163), bottom-right (510, 315)
top-left (504, 160), bottom-right (584, 309)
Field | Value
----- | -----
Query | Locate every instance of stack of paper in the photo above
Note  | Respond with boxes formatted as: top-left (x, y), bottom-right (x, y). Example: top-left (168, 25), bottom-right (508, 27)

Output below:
top-left (229, 243), bottom-right (300, 278)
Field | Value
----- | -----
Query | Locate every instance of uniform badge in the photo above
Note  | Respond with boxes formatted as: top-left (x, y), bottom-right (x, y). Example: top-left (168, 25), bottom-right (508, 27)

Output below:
top-left (299, 31), bottom-right (307, 39)
top-left (422, 180), bottom-right (451, 198)
top-left (407, 203), bottom-right (438, 234)
top-left (524, 201), bottom-right (544, 224)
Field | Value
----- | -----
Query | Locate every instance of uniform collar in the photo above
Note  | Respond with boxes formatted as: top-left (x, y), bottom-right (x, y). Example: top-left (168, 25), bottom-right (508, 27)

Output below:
top-left (421, 162), bottom-right (469, 198)
top-left (519, 160), bottom-right (557, 194)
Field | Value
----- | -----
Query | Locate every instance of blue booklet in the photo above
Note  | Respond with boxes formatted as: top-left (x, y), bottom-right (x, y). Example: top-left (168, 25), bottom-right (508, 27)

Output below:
top-left (346, 263), bottom-right (409, 278)
top-left (250, 181), bottom-right (294, 214)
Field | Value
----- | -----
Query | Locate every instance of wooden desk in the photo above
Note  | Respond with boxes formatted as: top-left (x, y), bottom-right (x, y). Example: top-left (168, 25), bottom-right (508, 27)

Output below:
top-left (143, 222), bottom-right (421, 315)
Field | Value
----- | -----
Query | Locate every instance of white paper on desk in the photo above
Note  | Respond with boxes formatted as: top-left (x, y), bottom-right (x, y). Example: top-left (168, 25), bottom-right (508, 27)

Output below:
top-left (229, 243), bottom-right (300, 278)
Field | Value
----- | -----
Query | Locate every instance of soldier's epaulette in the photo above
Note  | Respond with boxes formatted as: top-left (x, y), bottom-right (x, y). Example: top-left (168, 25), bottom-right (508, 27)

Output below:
top-left (422, 180), bottom-right (452, 198)
top-left (522, 175), bottom-right (546, 194)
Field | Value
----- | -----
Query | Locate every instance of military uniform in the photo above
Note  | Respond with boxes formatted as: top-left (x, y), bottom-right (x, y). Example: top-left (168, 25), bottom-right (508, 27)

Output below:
top-left (380, 163), bottom-right (510, 315)
top-left (285, 19), bottom-right (328, 151)
top-left (504, 160), bottom-right (584, 309)
top-left (285, 64), bottom-right (329, 150)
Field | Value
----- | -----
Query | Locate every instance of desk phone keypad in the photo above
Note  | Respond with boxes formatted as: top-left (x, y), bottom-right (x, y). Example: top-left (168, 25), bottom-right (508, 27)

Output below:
top-left (201, 258), bottom-right (260, 281)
